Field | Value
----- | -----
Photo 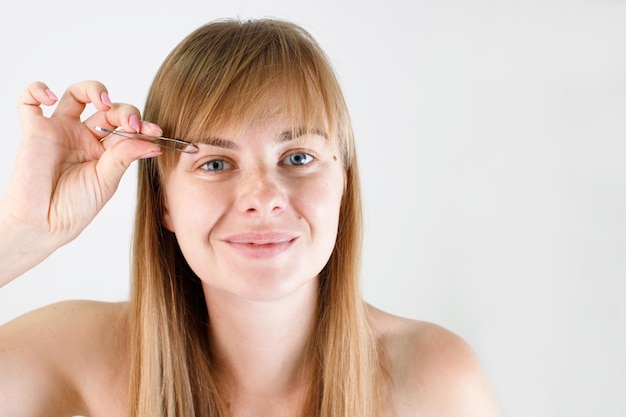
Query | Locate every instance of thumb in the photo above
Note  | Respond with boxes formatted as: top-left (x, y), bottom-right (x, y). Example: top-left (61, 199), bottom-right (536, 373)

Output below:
top-left (95, 138), bottom-right (162, 197)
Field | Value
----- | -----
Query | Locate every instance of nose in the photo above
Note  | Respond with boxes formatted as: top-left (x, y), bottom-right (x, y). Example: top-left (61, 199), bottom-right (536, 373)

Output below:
top-left (236, 167), bottom-right (286, 216)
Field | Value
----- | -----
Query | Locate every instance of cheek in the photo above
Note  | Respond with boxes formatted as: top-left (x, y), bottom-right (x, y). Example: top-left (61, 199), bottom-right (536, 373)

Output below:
top-left (298, 172), bottom-right (344, 236)
top-left (163, 184), bottom-right (230, 277)
top-left (163, 181), bottom-right (229, 235)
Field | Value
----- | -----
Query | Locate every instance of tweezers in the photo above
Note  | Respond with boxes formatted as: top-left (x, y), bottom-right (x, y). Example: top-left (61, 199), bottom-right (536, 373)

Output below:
top-left (94, 126), bottom-right (199, 154)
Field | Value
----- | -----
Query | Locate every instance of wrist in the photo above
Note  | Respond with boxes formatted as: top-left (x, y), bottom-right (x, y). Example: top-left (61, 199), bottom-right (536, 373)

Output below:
top-left (0, 202), bottom-right (58, 287)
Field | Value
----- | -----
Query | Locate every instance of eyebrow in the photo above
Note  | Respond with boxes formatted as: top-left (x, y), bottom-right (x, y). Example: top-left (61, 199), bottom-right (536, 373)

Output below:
top-left (195, 128), bottom-right (327, 149)
top-left (194, 136), bottom-right (239, 149)
top-left (278, 128), bottom-right (327, 142)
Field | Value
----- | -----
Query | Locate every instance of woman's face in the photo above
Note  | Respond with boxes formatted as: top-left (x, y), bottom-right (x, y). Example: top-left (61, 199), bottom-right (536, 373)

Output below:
top-left (162, 110), bottom-right (345, 302)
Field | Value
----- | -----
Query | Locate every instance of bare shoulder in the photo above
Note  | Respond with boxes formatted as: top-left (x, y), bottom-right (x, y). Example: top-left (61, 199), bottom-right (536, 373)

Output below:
top-left (0, 300), bottom-right (129, 417)
top-left (367, 305), bottom-right (501, 417)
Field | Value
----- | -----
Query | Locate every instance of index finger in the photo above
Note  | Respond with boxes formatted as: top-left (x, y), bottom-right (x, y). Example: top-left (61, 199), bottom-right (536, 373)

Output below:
top-left (17, 81), bottom-right (59, 125)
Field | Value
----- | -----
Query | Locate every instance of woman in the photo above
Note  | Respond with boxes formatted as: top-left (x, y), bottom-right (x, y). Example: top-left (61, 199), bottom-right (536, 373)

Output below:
top-left (0, 19), bottom-right (500, 416)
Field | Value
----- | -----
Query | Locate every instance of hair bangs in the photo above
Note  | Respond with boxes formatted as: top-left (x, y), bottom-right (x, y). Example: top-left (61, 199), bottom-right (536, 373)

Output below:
top-left (144, 19), bottom-right (353, 174)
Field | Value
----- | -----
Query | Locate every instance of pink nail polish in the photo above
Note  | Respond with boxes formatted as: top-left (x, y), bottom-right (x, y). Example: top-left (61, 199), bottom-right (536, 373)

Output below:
top-left (129, 115), bottom-right (141, 133)
top-left (45, 89), bottom-right (58, 101)
top-left (140, 150), bottom-right (163, 159)
top-left (101, 92), bottom-right (112, 107)
top-left (147, 122), bottom-right (163, 136)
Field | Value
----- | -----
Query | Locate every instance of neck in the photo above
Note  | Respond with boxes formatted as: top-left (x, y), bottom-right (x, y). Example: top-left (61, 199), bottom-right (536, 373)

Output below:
top-left (202, 278), bottom-right (319, 399)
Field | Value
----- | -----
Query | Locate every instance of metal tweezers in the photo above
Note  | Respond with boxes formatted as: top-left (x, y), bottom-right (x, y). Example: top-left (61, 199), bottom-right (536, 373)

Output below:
top-left (94, 126), bottom-right (199, 154)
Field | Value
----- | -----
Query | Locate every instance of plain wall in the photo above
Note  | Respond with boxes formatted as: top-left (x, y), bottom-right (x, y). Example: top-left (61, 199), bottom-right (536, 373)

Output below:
top-left (0, 1), bottom-right (624, 416)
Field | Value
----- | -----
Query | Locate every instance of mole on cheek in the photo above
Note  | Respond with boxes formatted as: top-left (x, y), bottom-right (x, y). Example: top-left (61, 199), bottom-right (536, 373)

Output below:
top-left (332, 155), bottom-right (337, 161)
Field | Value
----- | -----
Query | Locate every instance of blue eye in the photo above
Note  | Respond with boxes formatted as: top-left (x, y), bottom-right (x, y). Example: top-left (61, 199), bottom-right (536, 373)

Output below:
top-left (283, 152), bottom-right (314, 166)
top-left (201, 159), bottom-right (232, 171)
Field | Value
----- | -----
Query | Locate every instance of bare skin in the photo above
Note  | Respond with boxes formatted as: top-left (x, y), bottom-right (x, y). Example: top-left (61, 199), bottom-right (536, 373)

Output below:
top-left (0, 300), bottom-right (500, 417)
top-left (0, 81), bottom-right (501, 417)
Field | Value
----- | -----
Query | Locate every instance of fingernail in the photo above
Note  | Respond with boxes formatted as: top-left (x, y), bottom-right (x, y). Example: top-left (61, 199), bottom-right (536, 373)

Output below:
top-left (139, 150), bottom-right (163, 159)
top-left (147, 122), bottom-right (162, 133)
top-left (45, 89), bottom-right (58, 101)
top-left (129, 115), bottom-right (141, 133)
top-left (144, 122), bottom-right (163, 137)
top-left (101, 92), bottom-right (112, 107)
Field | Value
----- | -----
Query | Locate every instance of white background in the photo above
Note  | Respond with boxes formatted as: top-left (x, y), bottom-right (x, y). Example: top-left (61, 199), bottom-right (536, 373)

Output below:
top-left (1, 1), bottom-right (625, 416)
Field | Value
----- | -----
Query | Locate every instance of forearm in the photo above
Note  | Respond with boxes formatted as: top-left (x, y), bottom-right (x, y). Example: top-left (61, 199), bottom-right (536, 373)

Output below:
top-left (0, 209), bottom-right (57, 287)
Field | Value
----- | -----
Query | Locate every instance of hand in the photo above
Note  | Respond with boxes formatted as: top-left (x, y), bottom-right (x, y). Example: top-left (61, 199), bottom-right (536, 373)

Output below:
top-left (0, 80), bottom-right (162, 257)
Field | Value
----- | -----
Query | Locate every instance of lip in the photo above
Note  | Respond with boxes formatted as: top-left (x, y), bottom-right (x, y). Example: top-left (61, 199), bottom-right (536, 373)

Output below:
top-left (222, 232), bottom-right (298, 259)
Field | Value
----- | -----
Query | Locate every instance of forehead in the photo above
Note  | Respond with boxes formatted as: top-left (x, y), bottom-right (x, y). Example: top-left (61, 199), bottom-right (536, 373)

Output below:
top-left (192, 90), bottom-right (332, 144)
top-left (194, 121), bottom-right (329, 151)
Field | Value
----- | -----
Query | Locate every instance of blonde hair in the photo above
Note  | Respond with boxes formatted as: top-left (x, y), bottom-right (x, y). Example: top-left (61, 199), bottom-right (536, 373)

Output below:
top-left (129, 18), bottom-right (382, 417)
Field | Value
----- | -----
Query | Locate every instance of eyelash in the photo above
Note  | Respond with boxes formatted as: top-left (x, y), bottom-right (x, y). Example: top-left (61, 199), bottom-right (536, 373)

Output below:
top-left (199, 151), bottom-right (316, 172)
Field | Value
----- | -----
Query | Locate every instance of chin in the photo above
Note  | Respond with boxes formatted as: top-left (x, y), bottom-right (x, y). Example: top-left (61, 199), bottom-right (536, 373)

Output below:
top-left (201, 268), bottom-right (320, 303)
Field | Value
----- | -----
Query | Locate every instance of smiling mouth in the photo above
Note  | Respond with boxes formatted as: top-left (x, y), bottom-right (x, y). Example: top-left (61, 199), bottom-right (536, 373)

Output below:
top-left (224, 233), bottom-right (298, 259)
top-left (225, 232), bottom-right (297, 244)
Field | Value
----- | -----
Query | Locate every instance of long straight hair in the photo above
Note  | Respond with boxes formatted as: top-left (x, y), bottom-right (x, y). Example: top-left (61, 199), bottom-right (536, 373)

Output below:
top-left (128, 19), bottom-right (383, 417)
